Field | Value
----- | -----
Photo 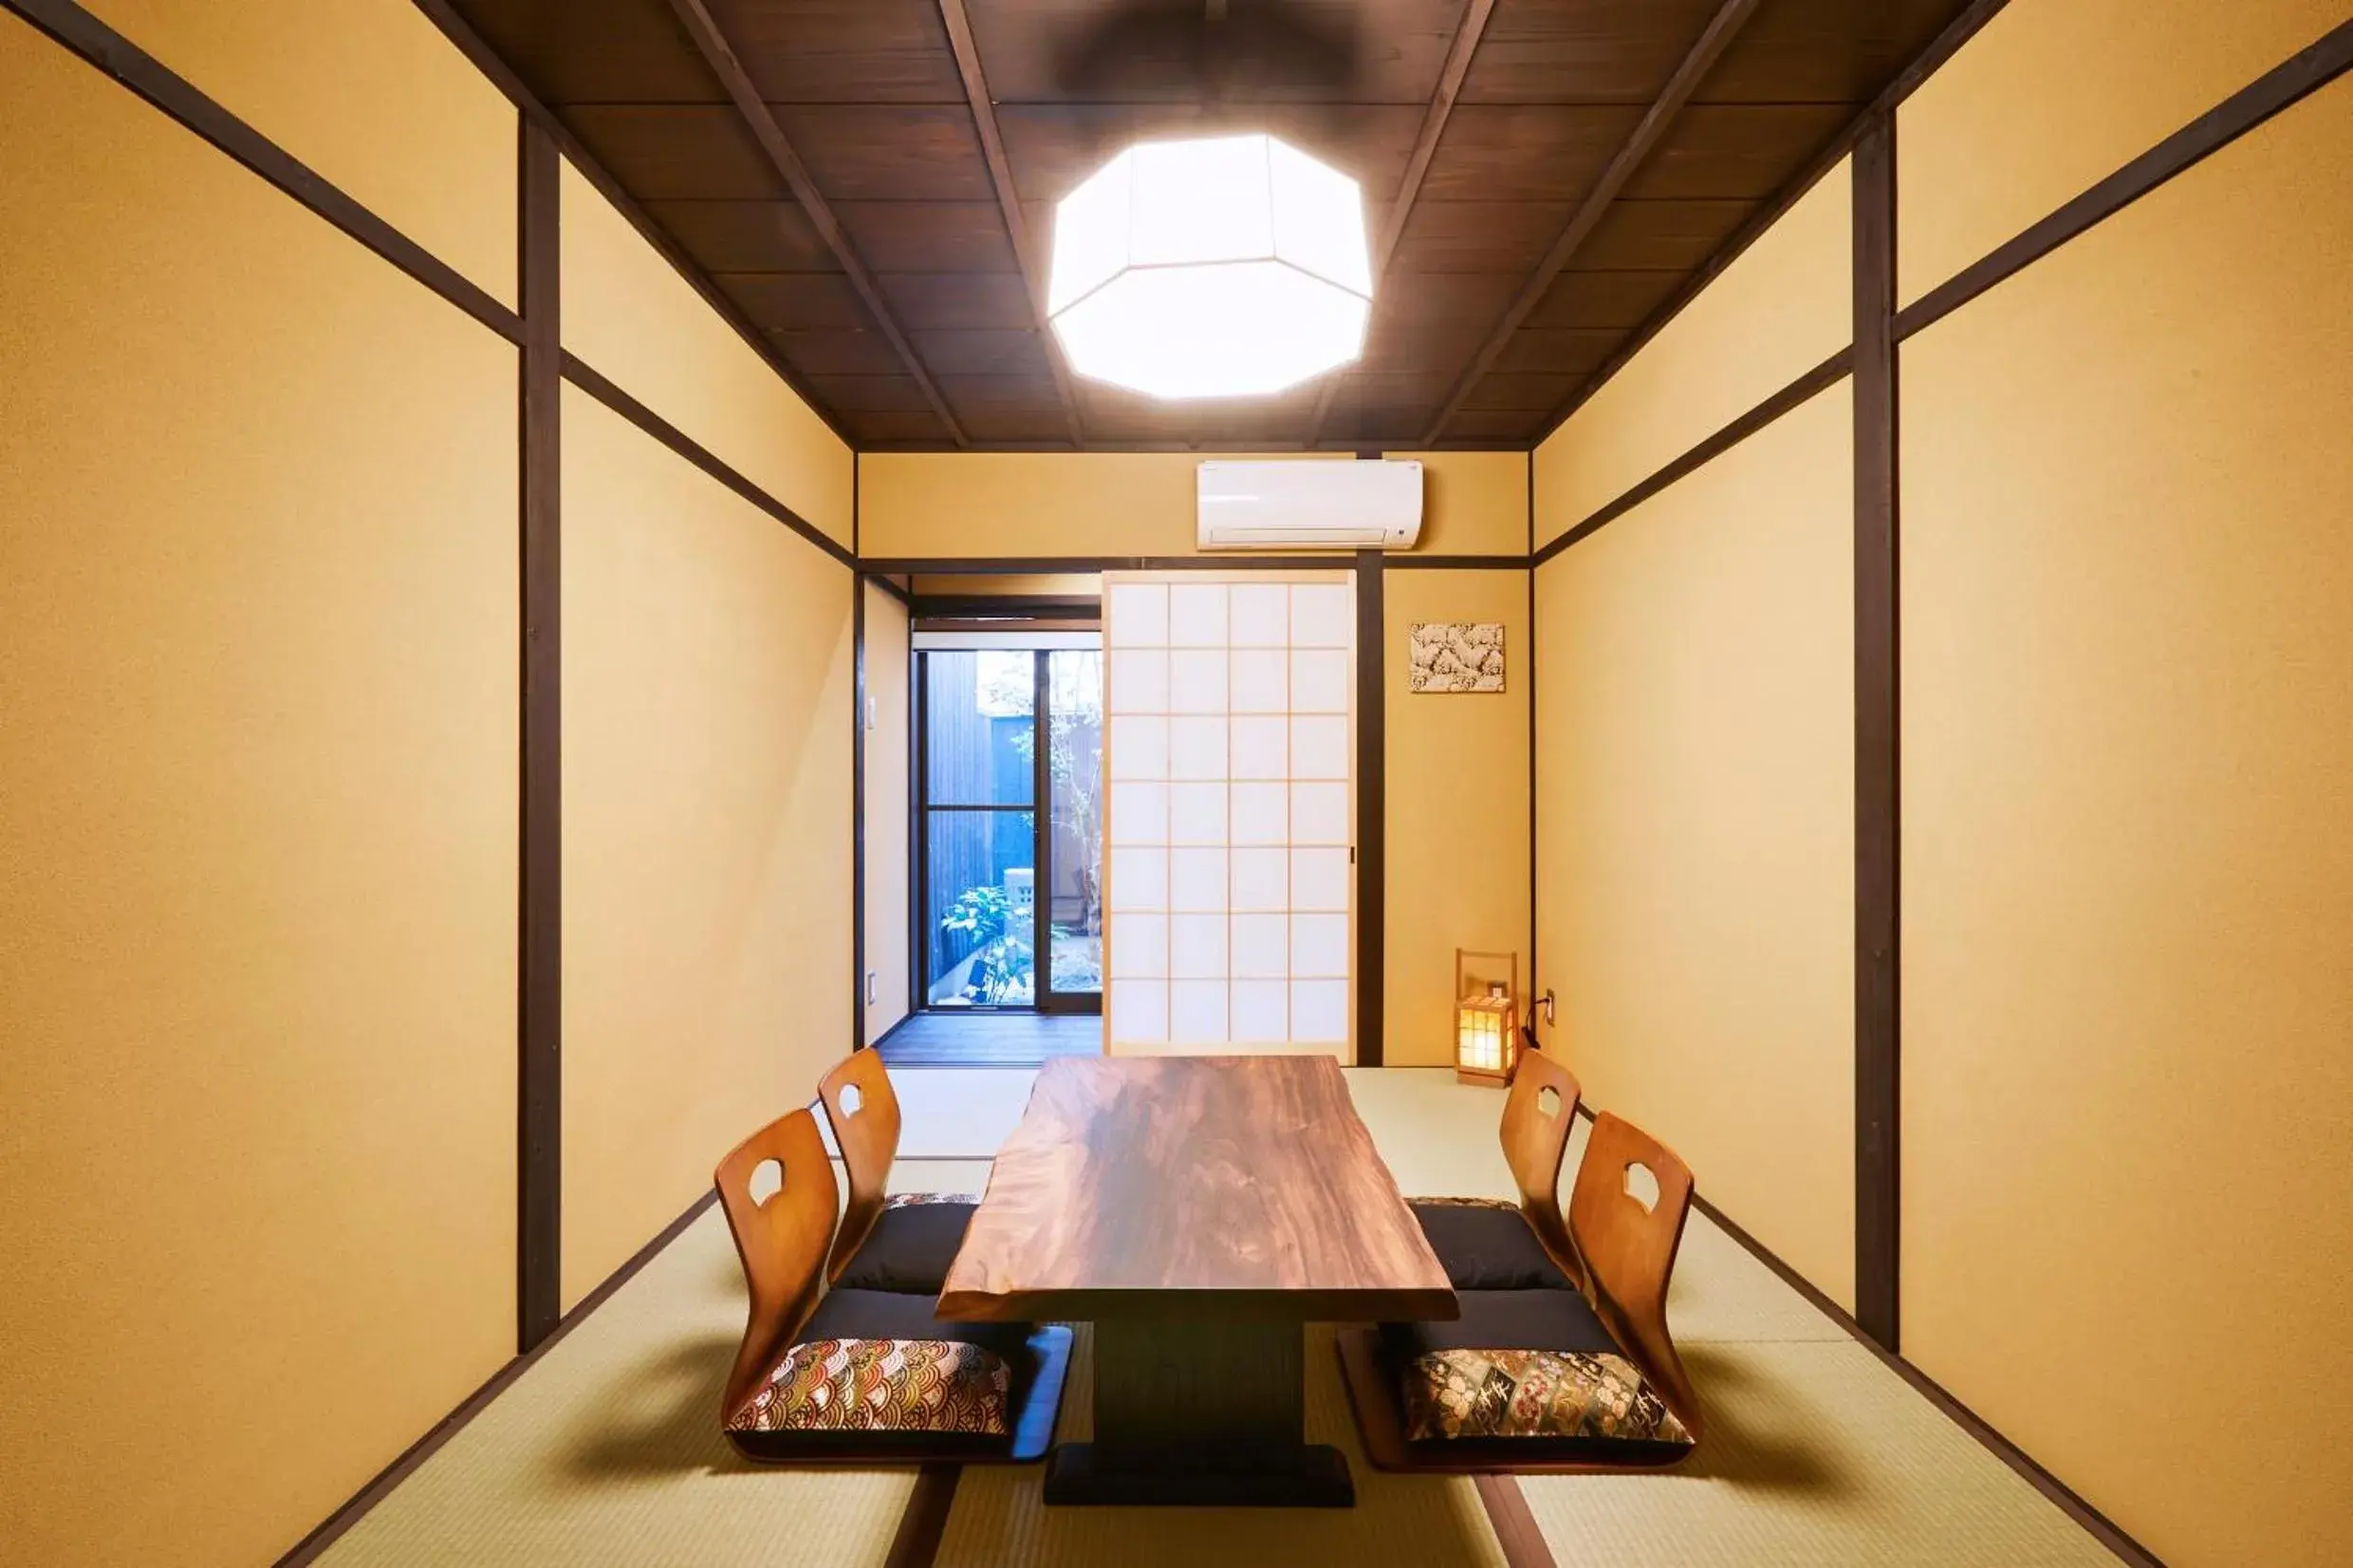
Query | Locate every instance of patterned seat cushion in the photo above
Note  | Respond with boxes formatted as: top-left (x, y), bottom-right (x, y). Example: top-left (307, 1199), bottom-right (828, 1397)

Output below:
top-left (1404, 1347), bottom-right (1692, 1448)
top-left (834, 1193), bottom-right (978, 1294)
top-left (1409, 1198), bottom-right (1574, 1291)
top-left (728, 1337), bottom-right (1010, 1436)
top-left (724, 1288), bottom-right (1036, 1459)
top-left (1383, 1288), bottom-right (1692, 1458)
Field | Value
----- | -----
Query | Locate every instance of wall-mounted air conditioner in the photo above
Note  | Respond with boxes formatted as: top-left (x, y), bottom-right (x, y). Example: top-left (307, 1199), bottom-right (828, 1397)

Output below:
top-left (1195, 458), bottom-right (1423, 551)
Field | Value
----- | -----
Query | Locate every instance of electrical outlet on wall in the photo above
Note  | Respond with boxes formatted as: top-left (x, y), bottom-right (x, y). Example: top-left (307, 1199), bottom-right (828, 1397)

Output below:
top-left (865, 970), bottom-right (878, 1005)
top-left (865, 695), bottom-right (878, 730)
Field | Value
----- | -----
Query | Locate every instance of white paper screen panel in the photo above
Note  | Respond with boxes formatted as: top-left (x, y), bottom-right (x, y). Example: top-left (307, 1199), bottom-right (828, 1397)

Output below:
top-left (1102, 573), bottom-right (1355, 1058)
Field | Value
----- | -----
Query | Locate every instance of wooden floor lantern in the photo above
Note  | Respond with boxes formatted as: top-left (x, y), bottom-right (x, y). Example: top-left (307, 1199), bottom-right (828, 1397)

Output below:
top-left (1454, 950), bottom-right (1521, 1087)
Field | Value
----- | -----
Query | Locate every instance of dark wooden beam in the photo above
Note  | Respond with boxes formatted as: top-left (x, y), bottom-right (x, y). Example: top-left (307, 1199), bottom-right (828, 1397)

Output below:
top-left (1355, 549), bottom-right (1386, 1067)
top-left (1301, 0), bottom-right (1498, 446)
top-left (406, 0), bottom-right (854, 446)
top-left (9, 0), bottom-right (518, 343)
top-left (1898, 16), bottom-right (2353, 343)
top-left (516, 116), bottom-right (563, 1356)
top-left (560, 351), bottom-right (859, 569)
top-left (1530, 347), bottom-right (1852, 563)
top-left (1530, 0), bottom-right (2014, 446)
top-left (1420, 0), bottom-right (1767, 444)
top-left (936, 0), bottom-right (1086, 448)
top-left (1851, 114), bottom-right (1900, 1353)
top-left (662, 0), bottom-right (969, 446)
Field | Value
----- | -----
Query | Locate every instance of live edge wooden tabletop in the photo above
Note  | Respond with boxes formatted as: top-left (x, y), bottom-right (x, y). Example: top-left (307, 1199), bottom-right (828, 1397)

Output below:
top-left (937, 1055), bottom-right (1456, 1324)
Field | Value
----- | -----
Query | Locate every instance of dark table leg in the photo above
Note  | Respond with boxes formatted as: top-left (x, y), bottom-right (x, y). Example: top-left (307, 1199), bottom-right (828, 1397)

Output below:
top-left (1043, 1319), bottom-right (1354, 1506)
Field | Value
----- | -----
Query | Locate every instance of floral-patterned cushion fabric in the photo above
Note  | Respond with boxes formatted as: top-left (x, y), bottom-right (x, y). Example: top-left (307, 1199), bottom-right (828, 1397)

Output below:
top-left (1404, 1347), bottom-right (1692, 1447)
top-left (727, 1337), bottom-right (1011, 1435)
top-left (883, 1190), bottom-right (979, 1208)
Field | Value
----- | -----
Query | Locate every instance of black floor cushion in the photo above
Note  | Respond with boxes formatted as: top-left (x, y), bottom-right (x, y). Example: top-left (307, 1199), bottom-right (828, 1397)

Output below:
top-left (1382, 1287), bottom-right (1619, 1361)
top-left (799, 1287), bottom-right (1035, 1363)
top-left (1409, 1202), bottom-right (1575, 1291)
top-left (833, 1200), bottom-right (977, 1293)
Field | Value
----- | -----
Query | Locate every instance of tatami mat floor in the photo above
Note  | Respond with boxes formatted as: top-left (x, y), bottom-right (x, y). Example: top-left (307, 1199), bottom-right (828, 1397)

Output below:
top-left (320, 1069), bottom-right (2112, 1567)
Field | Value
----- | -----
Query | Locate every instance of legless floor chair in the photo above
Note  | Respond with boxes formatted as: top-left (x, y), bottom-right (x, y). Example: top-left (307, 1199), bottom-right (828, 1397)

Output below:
top-left (819, 1049), bottom-right (976, 1295)
top-left (1407, 1045), bottom-right (1584, 1292)
top-left (713, 1107), bottom-right (1071, 1464)
top-left (1341, 1111), bottom-right (1705, 1473)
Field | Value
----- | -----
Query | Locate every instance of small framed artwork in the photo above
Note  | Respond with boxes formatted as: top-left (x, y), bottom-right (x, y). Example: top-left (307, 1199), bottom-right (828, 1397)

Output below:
top-left (1407, 622), bottom-right (1506, 693)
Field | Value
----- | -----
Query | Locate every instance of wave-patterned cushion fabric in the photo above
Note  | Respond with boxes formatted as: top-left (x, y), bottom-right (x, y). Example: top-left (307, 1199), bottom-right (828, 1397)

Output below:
top-left (1404, 1347), bottom-right (1693, 1447)
top-left (728, 1337), bottom-right (1011, 1435)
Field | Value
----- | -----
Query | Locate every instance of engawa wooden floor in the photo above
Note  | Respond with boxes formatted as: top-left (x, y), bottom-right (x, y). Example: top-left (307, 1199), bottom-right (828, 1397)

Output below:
top-left (316, 1071), bottom-right (2116, 1568)
top-left (873, 1010), bottom-right (1102, 1067)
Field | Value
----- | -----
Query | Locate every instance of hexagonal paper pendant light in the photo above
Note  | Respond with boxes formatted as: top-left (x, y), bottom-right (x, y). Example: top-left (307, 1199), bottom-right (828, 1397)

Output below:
top-left (1047, 134), bottom-right (1373, 399)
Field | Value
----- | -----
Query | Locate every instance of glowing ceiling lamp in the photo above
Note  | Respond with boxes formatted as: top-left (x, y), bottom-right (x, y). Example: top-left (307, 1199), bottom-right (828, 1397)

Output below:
top-left (1047, 133), bottom-right (1372, 400)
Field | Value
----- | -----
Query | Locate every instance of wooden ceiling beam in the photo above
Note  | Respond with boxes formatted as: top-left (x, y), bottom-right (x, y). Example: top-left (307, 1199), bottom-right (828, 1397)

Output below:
top-left (664, 0), bottom-right (969, 446)
top-left (936, 0), bottom-right (1086, 448)
top-left (1302, 0), bottom-right (1497, 447)
top-left (1418, 0), bottom-right (1767, 445)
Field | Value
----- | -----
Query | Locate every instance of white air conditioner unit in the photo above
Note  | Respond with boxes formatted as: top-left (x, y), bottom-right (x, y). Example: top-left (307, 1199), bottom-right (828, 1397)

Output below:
top-left (1195, 459), bottom-right (1423, 551)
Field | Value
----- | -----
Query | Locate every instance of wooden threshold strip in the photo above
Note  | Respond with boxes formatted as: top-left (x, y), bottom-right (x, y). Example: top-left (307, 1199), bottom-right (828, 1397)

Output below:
top-left (273, 1191), bottom-right (721, 1567)
top-left (559, 352), bottom-right (858, 572)
top-left (6, 0), bottom-right (520, 345)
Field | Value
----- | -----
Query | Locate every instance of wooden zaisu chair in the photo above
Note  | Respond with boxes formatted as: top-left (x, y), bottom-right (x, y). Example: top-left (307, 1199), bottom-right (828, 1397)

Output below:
top-left (1343, 1110), bottom-right (1705, 1473)
top-left (819, 1049), bottom-right (976, 1295)
top-left (1406, 1044), bottom-right (1584, 1292)
top-left (712, 1106), bottom-right (1070, 1463)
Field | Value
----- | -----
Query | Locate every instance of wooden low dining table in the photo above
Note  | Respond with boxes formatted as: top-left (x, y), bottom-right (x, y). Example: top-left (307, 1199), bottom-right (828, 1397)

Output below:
top-left (936, 1054), bottom-right (1456, 1506)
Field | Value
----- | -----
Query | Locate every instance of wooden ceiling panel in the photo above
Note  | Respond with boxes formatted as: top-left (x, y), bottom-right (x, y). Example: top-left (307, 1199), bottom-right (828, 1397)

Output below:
top-left (1621, 102), bottom-right (1854, 200)
top-left (807, 374), bottom-right (943, 414)
top-left (1418, 105), bottom-right (1639, 202)
top-left (761, 327), bottom-right (909, 377)
top-left (640, 198), bottom-right (835, 271)
top-left (1390, 200), bottom-right (1572, 274)
top-left (706, 0), bottom-right (965, 102)
top-left (879, 273), bottom-right (1038, 332)
top-left (850, 411), bottom-right (963, 442)
top-left (1437, 409), bottom-right (1542, 439)
top-left (964, 0), bottom-right (1468, 105)
top-left (1492, 326), bottom-right (1621, 373)
top-left (1319, 399), bottom-right (1436, 443)
top-left (1461, 371), bottom-right (1581, 410)
top-left (1698, 0), bottom-right (1962, 103)
top-left (564, 105), bottom-right (786, 199)
top-left (450, 0), bottom-right (1978, 449)
top-left (997, 103), bottom-right (1427, 204)
top-left (769, 106), bottom-right (996, 202)
top-left (1569, 197), bottom-right (1756, 268)
top-left (1526, 267), bottom-right (1689, 329)
top-left (714, 271), bottom-right (876, 330)
top-left (1459, 0), bottom-right (1728, 104)
top-left (836, 203), bottom-right (1021, 274)
top-left (452, 0), bottom-right (721, 104)
top-left (910, 329), bottom-right (1056, 378)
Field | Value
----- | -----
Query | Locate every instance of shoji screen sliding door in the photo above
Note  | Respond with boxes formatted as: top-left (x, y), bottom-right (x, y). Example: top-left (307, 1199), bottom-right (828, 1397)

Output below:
top-left (1102, 572), bottom-right (1356, 1060)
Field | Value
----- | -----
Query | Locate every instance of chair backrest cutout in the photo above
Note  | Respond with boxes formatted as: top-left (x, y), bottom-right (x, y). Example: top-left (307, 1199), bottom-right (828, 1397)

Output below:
top-left (817, 1049), bottom-right (904, 1283)
top-left (713, 1107), bottom-right (838, 1423)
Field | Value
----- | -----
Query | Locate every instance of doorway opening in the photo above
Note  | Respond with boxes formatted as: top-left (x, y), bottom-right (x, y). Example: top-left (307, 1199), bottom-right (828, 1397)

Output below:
top-left (915, 637), bottom-right (1103, 1016)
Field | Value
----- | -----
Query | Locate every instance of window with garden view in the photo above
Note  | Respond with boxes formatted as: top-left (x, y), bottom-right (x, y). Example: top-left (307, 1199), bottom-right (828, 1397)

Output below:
top-left (919, 647), bottom-right (1102, 1010)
